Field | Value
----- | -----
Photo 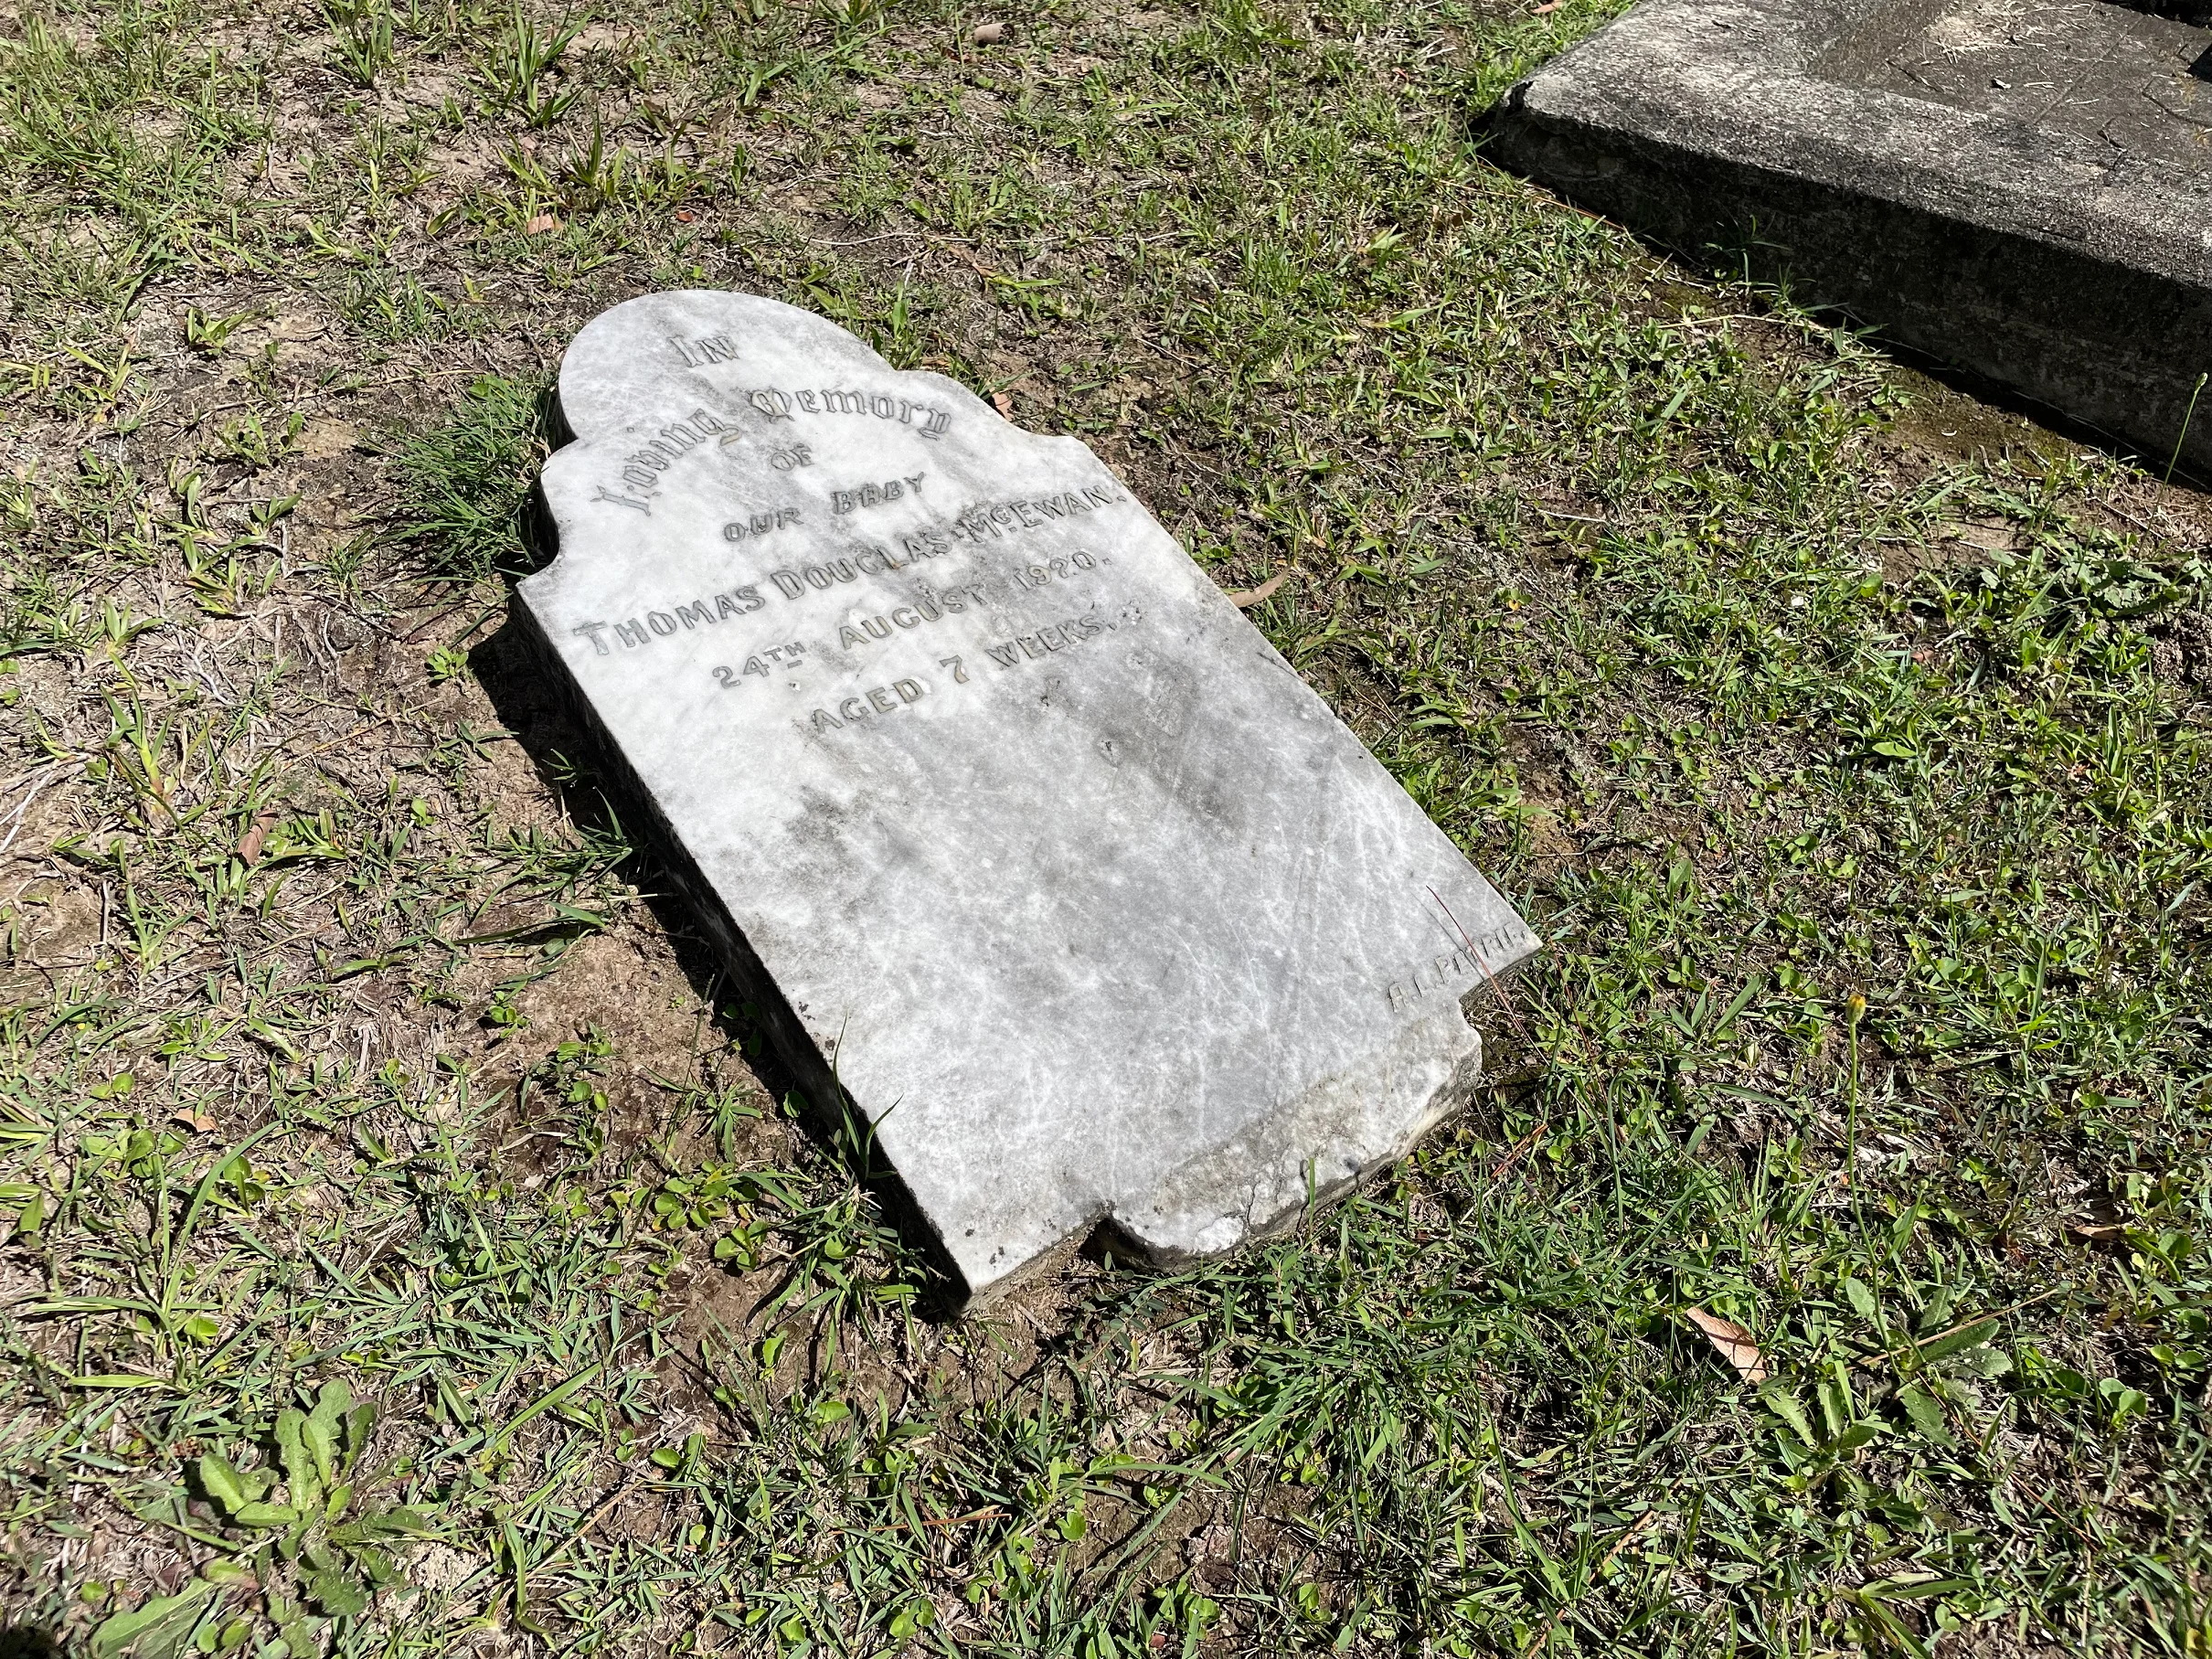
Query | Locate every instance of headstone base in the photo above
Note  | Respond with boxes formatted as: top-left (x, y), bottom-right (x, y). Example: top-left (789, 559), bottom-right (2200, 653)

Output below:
top-left (1484, 0), bottom-right (2212, 475)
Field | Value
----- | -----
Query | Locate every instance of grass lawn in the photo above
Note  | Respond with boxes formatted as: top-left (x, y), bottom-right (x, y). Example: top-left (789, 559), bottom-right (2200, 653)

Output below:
top-left (2, 0), bottom-right (2209, 1652)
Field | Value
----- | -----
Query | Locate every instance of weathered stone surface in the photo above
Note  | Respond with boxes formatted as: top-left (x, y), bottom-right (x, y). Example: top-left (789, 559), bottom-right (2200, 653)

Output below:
top-left (1484, 0), bottom-right (2212, 475)
top-left (521, 291), bottom-right (1540, 1306)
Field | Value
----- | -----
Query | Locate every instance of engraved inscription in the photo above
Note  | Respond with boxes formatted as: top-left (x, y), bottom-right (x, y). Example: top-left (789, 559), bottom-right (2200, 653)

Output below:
top-left (764, 539), bottom-right (957, 598)
top-left (711, 641), bottom-right (807, 688)
top-left (723, 508), bottom-right (804, 542)
top-left (895, 486), bottom-right (1123, 557)
top-left (808, 677), bottom-right (930, 732)
top-left (671, 334), bottom-right (738, 367)
top-left (748, 385), bottom-right (953, 441)
top-left (1010, 551), bottom-right (1098, 590)
top-left (563, 478), bottom-right (1133, 701)
top-left (832, 475), bottom-right (925, 515)
top-left (567, 534), bottom-right (976, 659)
top-left (982, 610), bottom-right (1111, 667)
top-left (833, 586), bottom-right (987, 652)
top-left (593, 407), bottom-right (731, 517)
top-left (571, 582), bottom-right (768, 654)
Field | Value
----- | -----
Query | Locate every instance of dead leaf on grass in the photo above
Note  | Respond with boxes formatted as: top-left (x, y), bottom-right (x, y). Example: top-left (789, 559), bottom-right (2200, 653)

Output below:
top-left (525, 213), bottom-right (563, 236)
top-left (973, 19), bottom-right (1005, 42)
top-left (171, 1109), bottom-right (218, 1135)
top-left (1228, 570), bottom-right (1292, 608)
top-left (991, 390), bottom-right (1015, 416)
top-left (1685, 1306), bottom-right (1767, 1384)
top-left (2068, 1220), bottom-right (2126, 1243)
top-left (236, 806), bottom-right (280, 866)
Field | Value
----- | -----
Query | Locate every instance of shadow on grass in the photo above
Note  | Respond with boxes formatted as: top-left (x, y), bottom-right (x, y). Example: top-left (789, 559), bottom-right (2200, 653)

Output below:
top-left (462, 480), bottom-right (976, 1320)
top-left (389, 369), bottom-right (982, 1314)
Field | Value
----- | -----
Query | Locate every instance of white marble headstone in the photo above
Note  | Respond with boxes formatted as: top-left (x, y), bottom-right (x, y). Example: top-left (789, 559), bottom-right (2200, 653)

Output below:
top-left (524, 291), bottom-right (1539, 1304)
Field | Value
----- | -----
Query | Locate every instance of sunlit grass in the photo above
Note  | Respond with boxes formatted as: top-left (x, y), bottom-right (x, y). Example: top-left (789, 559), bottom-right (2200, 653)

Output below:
top-left (0, 0), bottom-right (2205, 1653)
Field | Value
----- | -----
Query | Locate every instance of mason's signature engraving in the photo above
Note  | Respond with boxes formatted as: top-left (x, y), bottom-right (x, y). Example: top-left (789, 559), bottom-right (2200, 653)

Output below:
top-left (748, 386), bottom-right (952, 441)
top-left (1385, 925), bottom-right (1524, 1011)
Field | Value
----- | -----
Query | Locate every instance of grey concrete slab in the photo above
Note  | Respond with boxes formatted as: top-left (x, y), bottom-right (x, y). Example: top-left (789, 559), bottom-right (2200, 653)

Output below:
top-left (1484, 0), bottom-right (2212, 474)
top-left (520, 291), bottom-right (1540, 1308)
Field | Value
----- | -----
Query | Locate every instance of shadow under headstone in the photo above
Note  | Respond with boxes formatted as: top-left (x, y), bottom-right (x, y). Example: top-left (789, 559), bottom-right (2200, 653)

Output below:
top-left (469, 559), bottom-right (990, 1316)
